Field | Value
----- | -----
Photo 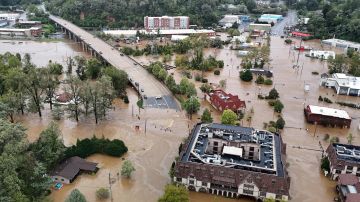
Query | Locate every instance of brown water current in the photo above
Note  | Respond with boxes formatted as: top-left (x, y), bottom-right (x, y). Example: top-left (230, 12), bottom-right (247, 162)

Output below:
top-left (1, 36), bottom-right (360, 201)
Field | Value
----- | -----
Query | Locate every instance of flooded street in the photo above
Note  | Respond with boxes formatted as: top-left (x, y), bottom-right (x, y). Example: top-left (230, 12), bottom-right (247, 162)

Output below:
top-left (1, 35), bottom-right (360, 201)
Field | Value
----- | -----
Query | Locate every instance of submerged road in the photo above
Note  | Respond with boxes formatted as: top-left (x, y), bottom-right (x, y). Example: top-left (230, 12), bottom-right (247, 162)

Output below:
top-left (49, 15), bottom-right (178, 109)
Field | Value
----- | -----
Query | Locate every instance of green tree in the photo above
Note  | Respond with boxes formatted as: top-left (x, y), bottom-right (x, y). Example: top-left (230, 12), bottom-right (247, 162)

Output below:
top-left (240, 69), bottom-right (253, 82)
top-left (31, 122), bottom-right (65, 171)
top-left (255, 75), bottom-right (265, 84)
top-left (158, 184), bottom-right (189, 202)
top-left (221, 109), bottom-right (238, 125)
top-left (201, 108), bottom-right (213, 123)
top-left (321, 157), bottom-right (330, 172)
top-left (52, 105), bottom-right (64, 120)
top-left (267, 88), bottom-right (279, 99)
top-left (183, 96), bottom-right (200, 119)
top-left (85, 58), bottom-right (102, 79)
top-left (165, 75), bottom-right (178, 93)
top-left (103, 66), bottom-right (128, 95)
top-left (96, 188), bottom-right (110, 200)
top-left (273, 100), bottom-right (284, 113)
top-left (41, 67), bottom-right (60, 110)
top-left (275, 117), bottom-right (285, 129)
top-left (66, 76), bottom-right (83, 122)
top-left (121, 160), bottom-right (135, 178)
top-left (328, 54), bottom-right (348, 74)
top-left (75, 56), bottom-right (87, 80)
top-left (4, 68), bottom-right (28, 115)
top-left (25, 67), bottom-right (44, 117)
top-left (65, 189), bottom-right (87, 202)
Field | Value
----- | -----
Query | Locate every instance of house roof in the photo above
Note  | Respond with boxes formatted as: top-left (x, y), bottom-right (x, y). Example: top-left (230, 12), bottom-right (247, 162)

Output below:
top-left (50, 156), bottom-right (98, 180)
top-left (346, 193), bottom-right (360, 202)
top-left (338, 174), bottom-right (359, 186)
top-left (56, 92), bottom-right (72, 103)
top-left (307, 105), bottom-right (351, 119)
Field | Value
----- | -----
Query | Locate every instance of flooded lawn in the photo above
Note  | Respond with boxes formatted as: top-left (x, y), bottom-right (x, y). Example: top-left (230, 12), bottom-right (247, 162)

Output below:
top-left (1, 36), bottom-right (359, 201)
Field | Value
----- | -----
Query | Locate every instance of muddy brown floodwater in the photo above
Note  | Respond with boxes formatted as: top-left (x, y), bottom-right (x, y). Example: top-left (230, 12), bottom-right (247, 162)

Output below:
top-left (2, 36), bottom-right (360, 202)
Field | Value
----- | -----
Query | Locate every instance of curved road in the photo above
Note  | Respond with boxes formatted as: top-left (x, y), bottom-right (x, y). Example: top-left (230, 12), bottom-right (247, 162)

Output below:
top-left (50, 15), bottom-right (178, 109)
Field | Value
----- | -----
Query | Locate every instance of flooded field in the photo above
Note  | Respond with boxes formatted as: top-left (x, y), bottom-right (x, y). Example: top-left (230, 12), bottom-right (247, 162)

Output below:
top-left (1, 36), bottom-right (359, 202)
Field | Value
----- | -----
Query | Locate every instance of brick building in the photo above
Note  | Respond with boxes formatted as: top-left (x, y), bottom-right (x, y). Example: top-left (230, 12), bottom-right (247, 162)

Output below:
top-left (206, 90), bottom-right (246, 112)
top-left (174, 123), bottom-right (290, 201)
top-left (304, 105), bottom-right (351, 128)
top-left (144, 16), bottom-right (189, 30)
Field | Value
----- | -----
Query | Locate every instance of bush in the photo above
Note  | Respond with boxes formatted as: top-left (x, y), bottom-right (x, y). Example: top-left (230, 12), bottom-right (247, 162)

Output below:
top-left (266, 88), bottom-right (279, 99)
top-left (318, 96), bottom-right (323, 101)
top-left (201, 78), bottom-right (208, 83)
top-left (255, 75), bottom-right (265, 84)
top-left (65, 136), bottom-right (128, 158)
top-left (240, 70), bottom-right (253, 82)
top-left (268, 127), bottom-right (277, 133)
top-left (274, 100), bottom-right (284, 113)
top-left (258, 95), bottom-right (265, 99)
top-left (264, 79), bottom-right (273, 85)
top-left (214, 70), bottom-right (220, 75)
top-left (312, 71), bottom-right (319, 75)
top-left (284, 39), bottom-right (292, 44)
top-left (123, 96), bottom-right (129, 104)
top-left (96, 188), bottom-right (110, 200)
top-left (323, 134), bottom-right (330, 141)
top-left (195, 74), bottom-right (202, 81)
top-left (275, 117), bottom-right (285, 129)
top-left (321, 157), bottom-right (330, 172)
top-left (268, 100), bottom-right (275, 106)
top-left (323, 97), bottom-right (333, 103)
top-left (200, 84), bottom-right (212, 93)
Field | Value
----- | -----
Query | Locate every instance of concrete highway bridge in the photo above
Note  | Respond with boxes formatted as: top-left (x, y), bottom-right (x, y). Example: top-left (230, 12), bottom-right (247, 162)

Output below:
top-left (49, 15), bottom-right (178, 110)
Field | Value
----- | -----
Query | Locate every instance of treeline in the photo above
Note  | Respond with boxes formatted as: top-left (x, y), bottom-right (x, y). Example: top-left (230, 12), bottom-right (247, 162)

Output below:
top-left (45, 0), bottom-right (260, 28)
top-left (0, 52), bottom-right (128, 124)
top-left (297, 0), bottom-right (360, 42)
top-left (0, 0), bottom-right (40, 6)
top-left (328, 52), bottom-right (360, 77)
top-left (0, 118), bottom-right (128, 201)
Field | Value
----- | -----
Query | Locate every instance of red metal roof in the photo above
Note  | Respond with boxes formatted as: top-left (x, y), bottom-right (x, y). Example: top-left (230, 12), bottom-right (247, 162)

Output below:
top-left (291, 31), bottom-right (311, 37)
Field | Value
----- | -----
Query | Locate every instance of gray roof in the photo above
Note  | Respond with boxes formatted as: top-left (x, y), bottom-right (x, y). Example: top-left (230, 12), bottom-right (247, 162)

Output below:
top-left (51, 156), bottom-right (98, 180)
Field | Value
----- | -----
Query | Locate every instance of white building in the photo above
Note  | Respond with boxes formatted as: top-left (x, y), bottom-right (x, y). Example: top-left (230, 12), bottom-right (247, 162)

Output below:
top-left (308, 50), bottom-right (335, 60)
top-left (171, 35), bottom-right (189, 41)
top-left (322, 38), bottom-right (360, 52)
top-left (103, 29), bottom-right (215, 37)
top-left (219, 15), bottom-right (240, 27)
top-left (231, 35), bottom-right (246, 43)
top-left (320, 73), bottom-right (360, 96)
top-left (0, 13), bottom-right (20, 21)
top-left (258, 14), bottom-right (283, 24)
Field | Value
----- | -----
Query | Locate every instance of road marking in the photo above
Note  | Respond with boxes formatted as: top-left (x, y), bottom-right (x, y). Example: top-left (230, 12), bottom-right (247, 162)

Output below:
top-left (163, 96), bottom-right (170, 109)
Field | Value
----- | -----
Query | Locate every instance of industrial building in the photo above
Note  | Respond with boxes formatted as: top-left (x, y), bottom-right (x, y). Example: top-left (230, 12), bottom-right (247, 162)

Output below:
top-left (219, 15), bottom-right (240, 28)
top-left (322, 38), bottom-right (360, 52)
top-left (308, 50), bottom-right (335, 60)
top-left (304, 105), bottom-right (351, 128)
top-left (144, 16), bottom-right (189, 30)
top-left (103, 29), bottom-right (215, 38)
top-left (320, 73), bottom-right (360, 96)
top-left (248, 23), bottom-right (271, 32)
top-left (258, 14), bottom-right (283, 24)
top-left (174, 123), bottom-right (290, 201)
top-left (0, 27), bottom-right (42, 37)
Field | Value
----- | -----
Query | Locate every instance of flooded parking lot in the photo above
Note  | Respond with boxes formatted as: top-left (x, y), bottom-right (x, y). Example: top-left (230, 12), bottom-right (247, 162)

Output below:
top-left (1, 36), bottom-right (360, 201)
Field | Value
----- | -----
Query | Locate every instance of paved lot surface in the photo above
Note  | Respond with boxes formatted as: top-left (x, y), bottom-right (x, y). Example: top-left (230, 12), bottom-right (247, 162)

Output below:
top-left (271, 10), bottom-right (298, 36)
top-left (144, 95), bottom-right (179, 110)
top-left (50, 15), bottom-right (179, 110)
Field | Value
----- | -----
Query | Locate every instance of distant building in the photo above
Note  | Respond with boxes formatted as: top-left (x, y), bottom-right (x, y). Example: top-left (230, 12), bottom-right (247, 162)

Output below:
top-left (219, 15), bottom-right (240, 27)
top-left (17, 20), bottom-right (42, 28)
top-left (320, 73), bottom-right (360, 96)
top-left (103, 29), bottom-right (215, 37)
top-left (144, 16), bottom-right (189, 30)
top-left (325, 143), bottom-right (360, 180)
top-left (248, 68), bottom-right (273, 78)
top-left (50, 156), bottom-right (98, 184)
top-left (171, 35), bottom-right (189, 41)
top-left (174, 123), bottom-right (290, 201)
top-left (336, 174), bottom-right (360, 202)
top-left (258, 14), bottom-right (283, 24)
top-left (308, 50), bottom-right (335, 60)
top-left (248, 23), bottom-right (271, 32)
top-left (205, 89), bottom-right (246, 113)
top-left (0, 13), bottom-right (20, 21)
top-left (0, 27), bottom-right (42, 37)
top-left (322, 38), bottom-right (360, 53)
top-left (304, 105), bottom-right (351, 128)
top-left (231, 35), bottom-right (246, 43)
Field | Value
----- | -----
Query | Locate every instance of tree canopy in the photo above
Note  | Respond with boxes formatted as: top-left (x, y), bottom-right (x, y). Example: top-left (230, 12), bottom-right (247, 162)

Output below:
top-left (158, 184), bottom-right (189, 202)
top-left (221, 109), bottom-right (238, 125)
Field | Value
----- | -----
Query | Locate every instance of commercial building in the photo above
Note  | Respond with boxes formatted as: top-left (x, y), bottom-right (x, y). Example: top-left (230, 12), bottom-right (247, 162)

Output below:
top-left (322, 38), bottom-right (360, 53)
top-left (103, 29), bottom-right (215, 38)
top-left (0, 27), bottom-right (42, 37)
top-left (248, 23), bottom-right (271, 32)
top-left (325, 143), bottom-right (360, 181)
top-left (174, 123), bottom-right (290, 201)
top-left (219, 15), bottom-right (240, 27)
top-left (336, 174), bottom-right (360, 202)
top-left (320, 73), bottom-right (360, 96)
top-left (205, 89), bottom-right (246, 113)
top-left (304, 105), bottom-right (351, 128)
top-left (308, 50), bottom-right (335, 60)
top-left (0, 13), bottom-right (20, 21)
top-left (50, 156), bottom-right (98, 184)
top-left (258, 14), bottom-right (283, 24)
top-left (16, 20), bottom-right (42, 28)
top-left (144, 16), bottom-right (189, 30)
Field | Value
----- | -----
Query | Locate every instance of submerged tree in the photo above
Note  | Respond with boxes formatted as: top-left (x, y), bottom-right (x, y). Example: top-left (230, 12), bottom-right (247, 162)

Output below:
top-left (121, 160), bottom-right (136, 178)
top-left (65, 189), bottom-right (87, 202)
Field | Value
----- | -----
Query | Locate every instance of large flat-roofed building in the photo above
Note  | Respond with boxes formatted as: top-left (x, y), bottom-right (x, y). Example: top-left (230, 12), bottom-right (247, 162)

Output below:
top-left (322, 38), bottom-right (360, 52)
top-left (320, 73), bottom-right (360, 96)
top-left (103, 29), bottom-right (215, 37)
top-left (304, 105), bottom-right (351, 128)
top-left (336, 174), bottom-right (360, 202)
top-left (258, 14), bottom-right (283, 24)
top-left (174, 123), bottom-right (290, 201)
top-left (325, 143), bottom-right (360, 181)
top-left (205, 89), bottom-right (246, 113)
top-left (219, 15), bottom-right (240, 27)
top-left (0, 13), bottom-right (20, 21)
top-left (248, 23), bottom-right (271, 32)
top-left (144, 16), bottom-right (189, 30)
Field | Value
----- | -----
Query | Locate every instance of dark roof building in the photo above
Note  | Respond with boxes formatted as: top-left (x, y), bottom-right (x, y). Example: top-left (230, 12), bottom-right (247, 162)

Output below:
top-left (50, 156), bottom-right (98, 184)
top-left (174, 123), bottom-right (290, 201)
top-left (336, 174), bottom-right (360, 202)
top-left (206, 90), bottom-right (246, 112)
top-left (325, 143), bottom-right (360, 181)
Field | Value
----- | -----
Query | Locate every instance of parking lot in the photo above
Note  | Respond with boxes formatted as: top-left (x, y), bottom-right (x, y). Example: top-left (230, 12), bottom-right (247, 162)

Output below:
top-left (143, 95), bottom-right (179, 110)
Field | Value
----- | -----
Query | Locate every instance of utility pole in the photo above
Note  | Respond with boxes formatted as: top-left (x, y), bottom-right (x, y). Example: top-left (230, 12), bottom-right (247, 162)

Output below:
top-left (109, 172), bottom-right (113, 202)
top-left (132, 105), bottom-right (134, 117)
top-left (145, 119), bottom-right (147, 134)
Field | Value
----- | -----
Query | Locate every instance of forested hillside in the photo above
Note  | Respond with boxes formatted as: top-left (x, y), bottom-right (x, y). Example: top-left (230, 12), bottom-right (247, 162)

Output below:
top-left (297, 0), bottom-right (360, 42)
top-left (44, 0), bottom-right (257, 28)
